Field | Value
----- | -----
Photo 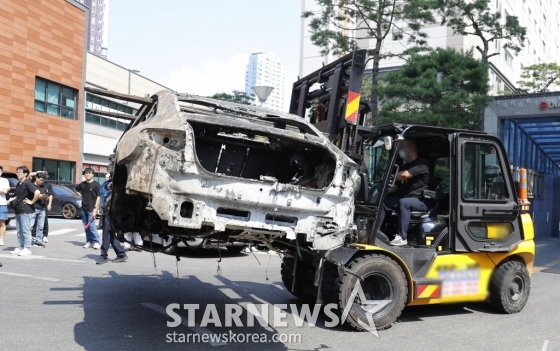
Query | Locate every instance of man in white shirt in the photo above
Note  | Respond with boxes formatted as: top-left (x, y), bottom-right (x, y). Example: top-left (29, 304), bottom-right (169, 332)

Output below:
top-left (0, 165), bottom-right (10, 247)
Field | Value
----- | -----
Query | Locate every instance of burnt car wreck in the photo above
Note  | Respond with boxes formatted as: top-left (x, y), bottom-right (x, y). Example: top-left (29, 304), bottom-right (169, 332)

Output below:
top-left (108, 89), bottom-right (360, 251)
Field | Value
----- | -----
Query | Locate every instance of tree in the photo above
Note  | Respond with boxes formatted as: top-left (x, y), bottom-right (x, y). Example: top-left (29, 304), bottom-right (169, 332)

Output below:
top-left (303, 0), bottom-right (435, 125)
top-left (518, 63), bottom-right (560, 93)
top-left (434, 0), bottom-right (527, 129)
top-left (376, 48), bottom-right (492, 130)
top-left (209, 90), bottom-right (254, 105)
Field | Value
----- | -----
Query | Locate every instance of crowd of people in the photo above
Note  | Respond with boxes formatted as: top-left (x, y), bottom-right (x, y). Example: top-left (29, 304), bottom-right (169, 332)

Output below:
top-left (0, 165), bottom-right (128, 266)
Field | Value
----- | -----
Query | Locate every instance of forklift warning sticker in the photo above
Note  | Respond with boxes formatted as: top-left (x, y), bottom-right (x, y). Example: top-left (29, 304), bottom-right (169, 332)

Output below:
top-left (438, 266), bottom-right (481, 296)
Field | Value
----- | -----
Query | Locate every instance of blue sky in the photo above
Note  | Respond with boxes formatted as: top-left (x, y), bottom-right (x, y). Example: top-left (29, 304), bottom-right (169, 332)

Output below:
top-left (107, 0), bottom-right (302, 109)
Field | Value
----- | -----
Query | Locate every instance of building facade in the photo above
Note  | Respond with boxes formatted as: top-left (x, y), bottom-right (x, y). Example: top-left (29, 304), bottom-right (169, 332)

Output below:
top-left (83, 52), bottom-right (171, 182)
top-left (84, 0), bottom-right (109, 58)
top-left (300, 0), bottom-right (560, 94)
top-left (484, 92), bottom-right (560, 238)
top-left (245, 52), bottom-right (285, 110)
top-left (0, 0), bottom-right (87, 183)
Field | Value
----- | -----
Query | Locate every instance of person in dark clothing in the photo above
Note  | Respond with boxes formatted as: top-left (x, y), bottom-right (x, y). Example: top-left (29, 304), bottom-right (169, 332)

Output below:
top-left (99, 174), bottom-right (111, 215)
top-left (7, 166), bottom-right (40, 256)
top-left (96, 182), bottom-right (127, 264)
top-left (378, 139), bottom-right (431, 246)
top-left (75, 168), bottom-right (101, 249)
top-left (30, 172), bottom-right (52, 247)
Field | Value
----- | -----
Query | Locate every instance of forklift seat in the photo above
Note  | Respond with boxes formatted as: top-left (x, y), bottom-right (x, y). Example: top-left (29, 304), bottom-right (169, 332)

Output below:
top-left (410, 177), bottom-right (442, 219)
top-left (389, 177), bottom-right (443, 220)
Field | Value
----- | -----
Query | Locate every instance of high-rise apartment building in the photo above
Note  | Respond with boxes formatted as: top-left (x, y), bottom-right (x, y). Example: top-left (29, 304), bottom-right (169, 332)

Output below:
top-left (300, 0), bottom-right (560, 95)
top-left (245, 52), bottom-right (285, 111)
top-left (84, 0), bottom-right (110, 58)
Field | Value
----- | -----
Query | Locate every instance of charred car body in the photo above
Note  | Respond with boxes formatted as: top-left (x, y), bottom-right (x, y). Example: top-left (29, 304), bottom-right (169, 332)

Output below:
top-left (107, 82), bottom-right (363, 252)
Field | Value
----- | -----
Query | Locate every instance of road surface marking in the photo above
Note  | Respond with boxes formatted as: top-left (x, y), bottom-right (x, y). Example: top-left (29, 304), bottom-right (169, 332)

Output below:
top-left (48, 229), bottom-right (77, 236)
top-left (140, 302), bottom-right (227, 346)
top-left (0, 254), bottom-right (88, 264)
top-left (536, 244), bottom-right (547, 247)
top-left (0, 271), bottom-right (60, 282)
top-left (74, 233), bottom-right (86, 237)
top-left (542, 340), bottom-right (549, 351)
top-left (218, 288), bottom-right (242, 299)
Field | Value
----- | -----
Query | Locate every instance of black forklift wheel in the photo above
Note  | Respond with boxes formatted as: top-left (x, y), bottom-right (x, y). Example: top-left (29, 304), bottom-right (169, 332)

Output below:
top-left (489, 260), bottom-right (531, 314)
top-left (338, 254), bottom-right (408, 331)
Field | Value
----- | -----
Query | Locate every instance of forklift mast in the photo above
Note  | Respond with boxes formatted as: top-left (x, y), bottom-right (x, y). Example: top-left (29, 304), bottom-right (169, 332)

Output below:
top-left (289, 50), bottom-right (370, 162)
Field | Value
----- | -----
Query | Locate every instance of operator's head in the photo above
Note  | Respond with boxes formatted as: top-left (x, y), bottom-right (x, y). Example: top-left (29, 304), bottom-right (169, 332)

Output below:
top-left (402, 139), bottom-right (418, 161)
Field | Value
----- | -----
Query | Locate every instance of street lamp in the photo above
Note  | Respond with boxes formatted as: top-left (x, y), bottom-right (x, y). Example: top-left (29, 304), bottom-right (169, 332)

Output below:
top-left (251, 85), bottom-right (274, 107)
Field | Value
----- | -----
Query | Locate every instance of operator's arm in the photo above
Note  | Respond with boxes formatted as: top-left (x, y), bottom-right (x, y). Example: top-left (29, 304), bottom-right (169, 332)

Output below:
top-left (396, 170), bottom-right (414, 182)
top-left (387, 185), bottom-right (399, 194)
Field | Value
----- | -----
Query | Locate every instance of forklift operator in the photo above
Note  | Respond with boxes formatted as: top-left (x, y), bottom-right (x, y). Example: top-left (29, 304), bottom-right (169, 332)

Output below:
top-left (378, 139), bottom-right (430, 246)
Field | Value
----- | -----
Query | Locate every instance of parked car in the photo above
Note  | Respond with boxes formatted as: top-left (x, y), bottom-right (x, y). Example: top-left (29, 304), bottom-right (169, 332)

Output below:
top-left (1, 171), bottom-right (17, 226)
top-left (62, 183), bottom-right (80, 195)
top-left (50, 184), bottom-right (82, 219)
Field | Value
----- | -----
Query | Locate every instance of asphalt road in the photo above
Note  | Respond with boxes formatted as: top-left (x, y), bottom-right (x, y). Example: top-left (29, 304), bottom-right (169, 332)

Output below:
top-left (1, 219), bottom-right (559, 351)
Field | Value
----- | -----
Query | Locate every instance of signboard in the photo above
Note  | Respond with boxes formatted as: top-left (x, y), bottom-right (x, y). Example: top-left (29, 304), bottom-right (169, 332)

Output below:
top-left (82, 164), bottom-right (108, 173)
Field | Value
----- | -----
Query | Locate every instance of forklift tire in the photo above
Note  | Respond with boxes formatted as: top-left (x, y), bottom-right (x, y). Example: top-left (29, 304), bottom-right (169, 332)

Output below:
top-left (338, 254), bottom-right (408, 331)
top-left (281, 256), bottom-right (314, 303)
top-left (489, 260), bottom-right (531, 314)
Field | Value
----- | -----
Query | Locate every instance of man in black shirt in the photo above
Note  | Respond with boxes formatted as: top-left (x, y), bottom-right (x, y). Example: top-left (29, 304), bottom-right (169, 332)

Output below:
top-left (378, 139), bottom-right (430, 246)
top-left (75, 168), bottom-right (101, 249)
top-left (96, 181), bottom-right (128, 264)
top-left (6, 166), bottom-right (40, 256)
top-left (31, 172), bottom-right (52, 247)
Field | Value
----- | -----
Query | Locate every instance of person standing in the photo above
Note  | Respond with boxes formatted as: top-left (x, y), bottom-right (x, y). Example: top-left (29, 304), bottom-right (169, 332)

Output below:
top-left (75, 168), bottom-right (101, 249)
top-left (30, 172), bottom-right (52, 248)
top-left (96, 181), bottom-right (127, 264)
top-left (99, 174), bottom-right (111, 215)
top-left (0, 165), bottom-right (10, 247)
top-left (7, 166), bottom-right (40, 256)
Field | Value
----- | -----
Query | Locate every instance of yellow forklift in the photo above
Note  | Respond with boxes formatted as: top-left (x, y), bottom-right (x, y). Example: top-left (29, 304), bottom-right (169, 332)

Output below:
top-left (284, 50), bottom-right (535, 330)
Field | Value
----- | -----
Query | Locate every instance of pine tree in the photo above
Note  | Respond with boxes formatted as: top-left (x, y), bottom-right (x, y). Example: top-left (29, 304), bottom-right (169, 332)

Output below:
top-left (518, 63), bottom-right (560, 93)
top-left (376, 48), bottom-right (492, 130)
top-left (303, 0), bottom-right (435, 125)
top-left (434, 0), bottom-right (526, 129)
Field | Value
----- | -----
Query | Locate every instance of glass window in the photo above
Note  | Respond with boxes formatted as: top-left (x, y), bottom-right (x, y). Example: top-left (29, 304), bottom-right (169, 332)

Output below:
top-left (462, 143), bottom-right (509, 201)
top-left (34, 77), bottom-right (77, 120)
top-left (100, 117), bottom-right (108, 127)
top-left (362, 140), bottom-right (391, 204)
top-left (53, 185), bottom-right (75, 196)
top-left (33, 158), bottom-right (75, 183)
top-left (108, 118), bottom-right (117, 129)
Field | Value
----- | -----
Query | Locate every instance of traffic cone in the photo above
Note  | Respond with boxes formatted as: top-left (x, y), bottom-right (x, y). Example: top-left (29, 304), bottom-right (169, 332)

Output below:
top-left (518, 168), bottom-right (530, 211)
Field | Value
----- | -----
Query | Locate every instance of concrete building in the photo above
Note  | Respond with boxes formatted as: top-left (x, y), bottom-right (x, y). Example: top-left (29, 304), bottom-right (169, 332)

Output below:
top-left (84, 0), bottom-right (109, 58)
top-left (0, 0), bottom-right (88, 183)
top-left (300, 0), bottom-right (560, 94)
top-left (245, 52), bottom-right (285, 110)
top-left (83, 52), bottom-right (172, 182)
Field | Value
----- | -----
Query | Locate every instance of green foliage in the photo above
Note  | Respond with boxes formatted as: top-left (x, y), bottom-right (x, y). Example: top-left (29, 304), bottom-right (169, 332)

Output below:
top-left (209, 90), bottom-right (254, 105)
top-left (518, 63), bottom-right (560, 93)
top-left (434, 0), bottom-right (526, 61)
top-left (375, 48), bottom-right (492, 130)
top-left (302, 0), bottom-right (436, 123)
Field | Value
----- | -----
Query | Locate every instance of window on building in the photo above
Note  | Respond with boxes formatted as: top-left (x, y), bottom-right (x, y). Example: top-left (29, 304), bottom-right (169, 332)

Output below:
top-left (34, 77), bottom-right (77, 119)
top-left (32, 158), bottom-right (75, 183)
top-left (85, 112), bottom-right (130, 131)
top-left (504, 51), bottom-right (512, 65)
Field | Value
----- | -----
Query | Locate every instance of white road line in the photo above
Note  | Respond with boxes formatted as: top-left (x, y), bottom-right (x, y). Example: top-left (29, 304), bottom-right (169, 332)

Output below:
top-left (536, 244), bottom-right (547, 247)
top-left (0, 254), bottom-right (88, 264)
top-left (74, 233), bottom-right (86, 237)
top-left (48, 229), bottom-right (77, 236)
top-left (542, 340), bottom-right (549, 351)
top-left (0, 271), bottom-right (60, 281)
top-left (140, 302), bottom-right (227, 347)
top-left (218, 288), bottom-right (242, 299)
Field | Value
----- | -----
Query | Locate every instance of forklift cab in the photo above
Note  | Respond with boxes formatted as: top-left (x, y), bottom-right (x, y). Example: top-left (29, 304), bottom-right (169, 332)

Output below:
top-left (360, 124), bottom-right (525, 253)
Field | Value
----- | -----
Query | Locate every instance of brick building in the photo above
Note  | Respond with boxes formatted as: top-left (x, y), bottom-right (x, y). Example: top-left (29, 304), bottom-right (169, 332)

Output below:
top-left (0, 0), bottom-right (87, 183)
